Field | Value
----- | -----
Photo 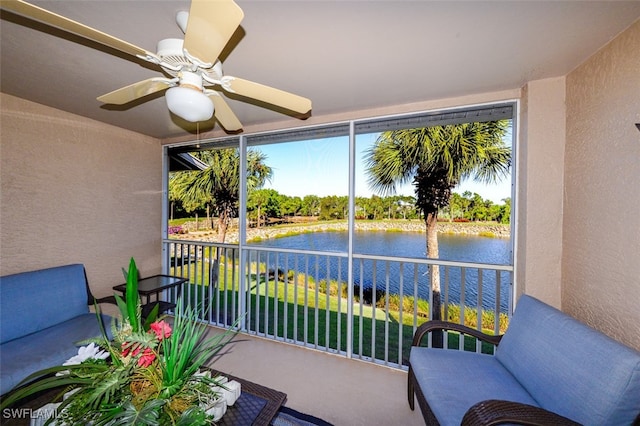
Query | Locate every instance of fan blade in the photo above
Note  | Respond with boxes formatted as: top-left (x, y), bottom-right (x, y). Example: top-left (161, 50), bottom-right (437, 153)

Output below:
top-left (207, 93), bottom-right (242, 132)
top-left (223, 77), bottom-right (312, 115)
top-left (98, 78), bottom-right (174, 105)
top-left (183, 0), bottom-right (244, 65)
top-left (1, 0), bottom-right (153, 59)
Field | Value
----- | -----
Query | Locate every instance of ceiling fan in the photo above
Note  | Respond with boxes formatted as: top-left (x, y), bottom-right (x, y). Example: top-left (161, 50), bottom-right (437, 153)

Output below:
top-left (1, 0), bottom-right (312, 132)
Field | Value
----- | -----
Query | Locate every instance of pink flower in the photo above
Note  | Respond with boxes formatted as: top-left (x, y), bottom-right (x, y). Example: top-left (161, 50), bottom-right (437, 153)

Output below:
top-left (121, 342), bottom-right (141, 358)
top-left (150, 321), bottom-right (172, 340)
top-left (137, 348), bottom-right (155, 368)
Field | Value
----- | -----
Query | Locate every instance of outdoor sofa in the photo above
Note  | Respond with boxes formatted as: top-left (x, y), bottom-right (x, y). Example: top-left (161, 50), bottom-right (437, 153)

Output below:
top-left (0, 264), bottom-right (113, 395)
top-left (408, 294), bottom-right (640, 425)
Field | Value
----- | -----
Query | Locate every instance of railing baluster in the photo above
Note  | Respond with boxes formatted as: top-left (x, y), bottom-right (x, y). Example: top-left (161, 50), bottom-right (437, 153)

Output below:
top-left (459, 267), bottom-right (466, 351)
top-left (162, 239), bottom-right (513, 370)
top-left (325, 255), bottom-right (330, 351)
top-left (413, 264), bottom-right (418, 332)
top-left (444, 266), bottom-right (450, 321)
top-left (293, 255), bottom-right (299, 343)
top-left (384, 261), bottom-right (390, 365)
top-left (398, 262), bottom-right (404, 366)
top-left (358, 258), bottom-right (364, 360)
top-left (477, 268), bottom-right (483, 353)
top-left (313, 256), bottom-right (320, 349)
top-left (494, 270), bottom-right (501, 337)
top-left (337, 258), bottom-right (342, 354)
top-left (304, 255), bottom-right (309, 346)
top-left (254, 250), bottom-right (259, 333)
top-left (371, 260), bottom-right (377, 361)
top-left (283, 254), bottom-right (289, 342)
top-left (246, 250), bottom-right (253, 333)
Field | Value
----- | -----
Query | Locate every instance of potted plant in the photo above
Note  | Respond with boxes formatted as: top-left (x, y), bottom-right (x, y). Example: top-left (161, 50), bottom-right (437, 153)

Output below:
top-left (1, 258), bottom-right (238, 425)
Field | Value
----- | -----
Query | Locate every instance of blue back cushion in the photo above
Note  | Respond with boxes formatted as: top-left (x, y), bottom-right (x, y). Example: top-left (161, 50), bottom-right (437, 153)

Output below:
top-left (0, 264), bottom-right (89, 344)
top-left (496, 295), bottom-right (640, 425)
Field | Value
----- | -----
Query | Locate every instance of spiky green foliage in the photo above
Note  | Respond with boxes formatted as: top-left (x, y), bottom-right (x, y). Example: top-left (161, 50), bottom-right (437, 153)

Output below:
top-left (1, 259), bottom-right (240, 425)
top-left (159, 300), bottom-right (239, 400)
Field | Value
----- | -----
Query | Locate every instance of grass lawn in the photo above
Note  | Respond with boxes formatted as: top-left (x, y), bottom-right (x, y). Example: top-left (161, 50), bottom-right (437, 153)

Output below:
top-left (175, 261), bottom-right (499, 365)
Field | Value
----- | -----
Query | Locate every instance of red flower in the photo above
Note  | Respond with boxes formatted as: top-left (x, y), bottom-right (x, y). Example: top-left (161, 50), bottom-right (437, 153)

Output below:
top-left (150, 320), bottom-right (172, 340)
top-left (137, 348), bottom-right (155, 368)
top-left (121, 342), bottom-right (140, 358)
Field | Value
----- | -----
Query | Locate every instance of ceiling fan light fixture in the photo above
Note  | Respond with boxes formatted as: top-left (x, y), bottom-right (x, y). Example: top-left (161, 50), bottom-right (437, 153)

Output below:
top-left (166, 86), bottom-right (214, 122)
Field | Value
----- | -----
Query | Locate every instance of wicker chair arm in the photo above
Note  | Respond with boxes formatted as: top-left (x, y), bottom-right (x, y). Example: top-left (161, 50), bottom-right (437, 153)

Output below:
top-left (461, 399), bottom-right (582, 426)
top-left (411, 320), bottom-right (502, 347)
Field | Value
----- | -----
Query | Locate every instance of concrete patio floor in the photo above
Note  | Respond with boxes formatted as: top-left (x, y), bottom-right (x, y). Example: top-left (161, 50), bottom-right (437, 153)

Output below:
top-left (205, 326), bottom-right (425, 426)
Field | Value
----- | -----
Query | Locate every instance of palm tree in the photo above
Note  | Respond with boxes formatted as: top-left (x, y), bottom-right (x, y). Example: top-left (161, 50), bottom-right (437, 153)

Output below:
top-left (173, 148), bottom-right (272, 242)
top-left (364, 121), bottom-right (511, 344)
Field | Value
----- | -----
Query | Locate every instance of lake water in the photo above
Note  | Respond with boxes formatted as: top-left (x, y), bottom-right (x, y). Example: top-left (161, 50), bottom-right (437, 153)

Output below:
top-left (250, 231), bottom-right (513, 312)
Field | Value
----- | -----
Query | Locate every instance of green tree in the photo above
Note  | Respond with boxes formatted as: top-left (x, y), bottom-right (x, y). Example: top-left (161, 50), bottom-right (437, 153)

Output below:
top-left (301, 195), bottom-right (321, 217)
top-left (280, 194), bottom-right (302, 217)
top-left (468, 192), bottom-right (489, 221)
top-left (364, 121), bottom-right (511, 343)
top-left (368, 195), bottom-right (386, 220)
top-left (169, 170), bottom-right (212, 229)
top-left (174, 148), bottom-right (272, 242)
top-left (498, 197), bottom-right (511, 224)
top-left (247, 188), bottom-right (281, 227)
top-left (447, 192), bottom-right (464, 221)
top-left (319, 195), bottom-right (348, 220)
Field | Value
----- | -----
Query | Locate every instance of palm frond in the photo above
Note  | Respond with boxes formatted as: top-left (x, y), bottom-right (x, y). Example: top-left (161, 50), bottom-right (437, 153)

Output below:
top-left (0, 368), bottom-right (97, 409)
top-left (367, 121), bottom-right (511, 204)
top-left (86, 366), bottom-right (132, 410)
top-left (175, 406), bottom-right (207, 425)
top-left (107, 399), bottom-right (166, 426)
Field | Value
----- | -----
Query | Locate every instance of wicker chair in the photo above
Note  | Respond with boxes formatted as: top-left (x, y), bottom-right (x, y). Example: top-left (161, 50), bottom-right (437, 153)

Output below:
top-left (408, 321), bottom-right (579, 426)
top-left (407, 295), bottom-right (640, 426)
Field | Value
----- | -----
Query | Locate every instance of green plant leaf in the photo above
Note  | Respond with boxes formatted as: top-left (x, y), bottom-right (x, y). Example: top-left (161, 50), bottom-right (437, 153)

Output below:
top-left (86, 366), bottom-right (131, 410)
top-left (125, 257), bottom-right (140, 333)
top-left (0, 363), bottom-right (103, 409)
top-left (142, 302), bottom-right (160, 330)
top-left (176, 406), bottom-right (207, 426)
top-left (107, 399), bottom-right (165, 426)
top-left (114, 293), bottom-right (129, 322)
top-left (158, 299), bottom-right (240, 400)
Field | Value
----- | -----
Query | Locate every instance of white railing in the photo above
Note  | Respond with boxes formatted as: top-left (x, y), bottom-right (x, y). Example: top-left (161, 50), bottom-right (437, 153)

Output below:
top-left (162, 239), bottom-right (513, 369)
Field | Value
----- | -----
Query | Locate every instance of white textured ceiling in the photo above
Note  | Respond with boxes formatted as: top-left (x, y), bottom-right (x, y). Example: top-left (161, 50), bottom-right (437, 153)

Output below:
top-left (2, 1), bottom-right (639, 139)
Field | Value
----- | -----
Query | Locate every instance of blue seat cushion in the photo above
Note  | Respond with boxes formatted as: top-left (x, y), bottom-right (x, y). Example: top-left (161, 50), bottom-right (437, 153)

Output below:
top-left (496, 295), bottom-right (640, 425)
top-left (410, 347), bottom-right (538, 426)
top-left (1, 264), bottom-right (90, 344)
top-left (0, 313), bottom-right (112, 395)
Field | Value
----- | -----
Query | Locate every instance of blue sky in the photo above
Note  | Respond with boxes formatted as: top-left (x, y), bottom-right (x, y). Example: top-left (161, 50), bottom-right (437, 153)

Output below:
top-left (259, 132), bottom-right (512, 204)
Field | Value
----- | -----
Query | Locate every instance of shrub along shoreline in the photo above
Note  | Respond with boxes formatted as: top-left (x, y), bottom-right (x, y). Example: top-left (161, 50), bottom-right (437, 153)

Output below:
top-left (172, 219), bottom-right (510, 244)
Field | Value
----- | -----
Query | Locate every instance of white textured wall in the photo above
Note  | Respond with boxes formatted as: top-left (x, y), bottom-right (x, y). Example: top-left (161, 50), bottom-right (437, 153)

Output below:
top-left (563, 20), bottom-right (640, 350)
top-left (0, 94), bottom-right (163, 299)
top-left (516, 78), bottom-right (566, 308)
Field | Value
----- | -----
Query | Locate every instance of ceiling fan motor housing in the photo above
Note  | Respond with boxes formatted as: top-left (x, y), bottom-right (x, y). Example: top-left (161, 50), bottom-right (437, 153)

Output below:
top-left (156, 38), bottom-right (223, 83)
top-left (178, 71), bottom-right (204, 91)
top-left (157, 38), bottom-right (184, 58)
top-left (156, 38), bottom-right (190, 76)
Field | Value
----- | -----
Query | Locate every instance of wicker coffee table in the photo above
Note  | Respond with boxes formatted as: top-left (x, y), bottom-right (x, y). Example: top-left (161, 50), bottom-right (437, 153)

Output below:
top-left (214, 371), bottom-right (287, 426)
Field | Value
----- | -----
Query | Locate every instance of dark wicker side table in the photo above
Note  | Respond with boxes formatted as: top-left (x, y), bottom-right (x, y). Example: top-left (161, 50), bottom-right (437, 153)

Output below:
top-left (212, 370), bottom-right (288, 426)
